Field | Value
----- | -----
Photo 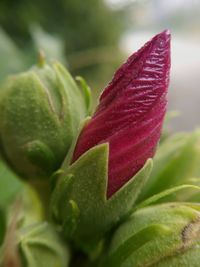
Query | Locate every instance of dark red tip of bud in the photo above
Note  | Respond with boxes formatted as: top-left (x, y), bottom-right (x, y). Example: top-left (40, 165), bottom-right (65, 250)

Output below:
top-left (72, 30), bottom-right (171, 198)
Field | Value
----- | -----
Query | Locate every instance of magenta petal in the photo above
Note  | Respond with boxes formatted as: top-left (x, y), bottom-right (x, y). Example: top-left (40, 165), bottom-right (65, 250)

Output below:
top-left (72, 30), bottom-right (171, 197)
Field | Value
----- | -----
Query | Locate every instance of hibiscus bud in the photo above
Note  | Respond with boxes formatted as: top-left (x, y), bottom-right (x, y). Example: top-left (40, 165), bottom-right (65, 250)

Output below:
top-left (51, 31), bottom-right (170, 252)
top-left (102, 203), bottom-right (200, 267)
top-left (0, 59), bottom-right (87, 181)
top-left (72, 30), bottom-right (171, 197)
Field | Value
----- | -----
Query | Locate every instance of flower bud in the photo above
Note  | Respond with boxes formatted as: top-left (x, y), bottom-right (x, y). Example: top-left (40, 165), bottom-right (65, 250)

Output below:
top-left (102, 203), bottom-right (200, 267)
top-left (0, 59), bottom-right (87, 181)
top-left (51, 30), bottom-right (170, 252)
top-left (72, 30), bottom-right (171, 197)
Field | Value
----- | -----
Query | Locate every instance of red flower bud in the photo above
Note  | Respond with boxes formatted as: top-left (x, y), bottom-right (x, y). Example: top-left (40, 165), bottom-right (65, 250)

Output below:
top-left (72, 30), bottom-right (171, 197)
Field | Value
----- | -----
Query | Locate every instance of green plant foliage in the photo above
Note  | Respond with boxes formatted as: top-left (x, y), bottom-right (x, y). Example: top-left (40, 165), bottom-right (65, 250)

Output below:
top-left (0, 18), bottom-right (199, 266)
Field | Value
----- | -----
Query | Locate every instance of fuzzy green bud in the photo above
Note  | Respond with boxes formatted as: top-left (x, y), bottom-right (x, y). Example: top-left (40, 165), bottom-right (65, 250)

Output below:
top-left (102, 203), bottom-right (200, 267)
top-left (0, 60), bottom-right (87, 181)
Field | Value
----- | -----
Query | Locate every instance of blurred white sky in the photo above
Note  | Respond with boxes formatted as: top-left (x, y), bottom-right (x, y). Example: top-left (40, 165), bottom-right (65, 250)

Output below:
top-left (106, 0), bottom-right (200, 131)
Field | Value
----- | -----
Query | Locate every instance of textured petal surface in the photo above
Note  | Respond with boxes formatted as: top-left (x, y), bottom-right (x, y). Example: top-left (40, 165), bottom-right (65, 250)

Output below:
top-left (72, 30), bottom-right (171, 197)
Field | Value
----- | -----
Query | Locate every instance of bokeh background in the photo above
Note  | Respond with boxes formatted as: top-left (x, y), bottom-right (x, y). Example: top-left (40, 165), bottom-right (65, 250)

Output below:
top-left (0, 0), bottom-right (199, 131)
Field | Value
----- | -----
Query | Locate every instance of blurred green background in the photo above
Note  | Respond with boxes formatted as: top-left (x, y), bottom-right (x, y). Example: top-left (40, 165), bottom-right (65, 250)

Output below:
top-left (0, 0), bottom-right (125, 102)
top-left (0, 0), bottom-right (200, 128)
top-left (0, 0), bottom-right (200, 127)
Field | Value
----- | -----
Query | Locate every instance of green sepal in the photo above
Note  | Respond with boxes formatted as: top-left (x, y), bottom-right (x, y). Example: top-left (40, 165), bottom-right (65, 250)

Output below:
top-left (25, 140), bottom-right (56, 174)
top-left (53, 62), bottom-right (88, 136)
top-left (76, 76), bottom-right (92, 114)
top-left (102, 202), bottom-right (200, 267)
top-left (136, 184), bottom-right (200, 211)
top-left (51, 143), bottom-right (152, 253)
